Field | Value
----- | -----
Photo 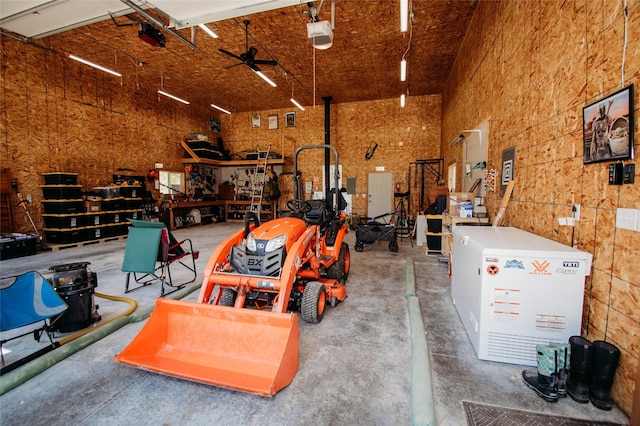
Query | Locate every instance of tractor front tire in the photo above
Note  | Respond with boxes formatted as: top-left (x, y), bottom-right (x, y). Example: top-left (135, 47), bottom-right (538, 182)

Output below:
top-left (301, 281), bottom-right (326, 323)
top-left (326, 242), bottom-right (350, 282)
top-left (219, 288), bottom-right (237, 307)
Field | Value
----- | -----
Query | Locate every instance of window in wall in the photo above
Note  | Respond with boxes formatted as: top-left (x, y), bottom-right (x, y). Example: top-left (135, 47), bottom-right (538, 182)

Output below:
top-left (159, 171), bottom-right (185, 195)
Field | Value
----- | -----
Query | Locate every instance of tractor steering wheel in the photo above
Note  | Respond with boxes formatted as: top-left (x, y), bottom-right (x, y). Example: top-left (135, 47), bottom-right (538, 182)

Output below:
top-left (287, 199), bottom-right (312, 214)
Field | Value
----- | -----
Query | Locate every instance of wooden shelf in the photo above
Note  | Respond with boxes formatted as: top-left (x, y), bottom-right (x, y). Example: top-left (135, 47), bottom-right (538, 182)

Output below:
top-left (181, 141), bottom-right (290, 166)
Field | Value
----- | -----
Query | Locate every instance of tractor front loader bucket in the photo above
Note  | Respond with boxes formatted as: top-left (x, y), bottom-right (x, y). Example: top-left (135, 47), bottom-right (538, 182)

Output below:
top-left (114, 298), bottom-right (299, 396)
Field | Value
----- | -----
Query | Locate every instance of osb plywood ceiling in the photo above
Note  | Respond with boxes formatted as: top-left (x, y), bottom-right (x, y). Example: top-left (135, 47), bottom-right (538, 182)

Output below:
top-left (0, 0), bottom-right (477, 112)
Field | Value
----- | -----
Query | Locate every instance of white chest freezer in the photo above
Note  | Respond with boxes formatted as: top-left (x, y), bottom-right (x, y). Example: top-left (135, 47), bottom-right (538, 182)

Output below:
top-left (451, 226), bottom-right (592, 367)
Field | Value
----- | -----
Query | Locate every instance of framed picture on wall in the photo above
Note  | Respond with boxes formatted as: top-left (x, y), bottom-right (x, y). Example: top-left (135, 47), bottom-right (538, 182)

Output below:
top-left (285, 112), bottom-right (296, 128)
top-left (583, 84), bottom-right (634, 164)
top-left (251, 114), bottom-right (261, 128)
top-left (268, 114), bottom-right (278, 130)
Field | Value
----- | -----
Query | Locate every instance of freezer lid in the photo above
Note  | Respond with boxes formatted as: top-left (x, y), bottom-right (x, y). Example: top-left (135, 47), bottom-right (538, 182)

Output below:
top-left (453, 226), bottom-right (593, 267)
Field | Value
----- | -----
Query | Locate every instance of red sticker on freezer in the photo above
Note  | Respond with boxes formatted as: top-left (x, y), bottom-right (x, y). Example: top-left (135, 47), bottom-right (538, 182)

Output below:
top-left (487, 265), bottom-right (499, 275)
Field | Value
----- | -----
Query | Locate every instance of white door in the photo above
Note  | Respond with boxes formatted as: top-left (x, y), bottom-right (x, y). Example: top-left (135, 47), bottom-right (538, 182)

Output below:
top-left (368, 173), bottom-right (393, 220)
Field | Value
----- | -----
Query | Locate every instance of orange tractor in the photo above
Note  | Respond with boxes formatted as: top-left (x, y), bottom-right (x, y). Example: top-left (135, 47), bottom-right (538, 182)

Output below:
top-left (115, 145), bottom-right (350, 396)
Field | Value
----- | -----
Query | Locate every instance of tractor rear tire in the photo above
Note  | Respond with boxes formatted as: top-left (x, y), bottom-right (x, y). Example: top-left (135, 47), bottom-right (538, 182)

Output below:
top-left (219, 288), bottom-right (236, 307)
top-left (301, 281), bottom-right (326, 324)
top-left (326, 242), bottom-right (350, 282)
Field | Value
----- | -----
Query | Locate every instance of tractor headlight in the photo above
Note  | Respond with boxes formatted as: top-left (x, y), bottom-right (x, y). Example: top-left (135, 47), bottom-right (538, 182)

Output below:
top-left (246, 233), bottom-right (257, 252)
top-left (265, 234), bottom-right (287, 253)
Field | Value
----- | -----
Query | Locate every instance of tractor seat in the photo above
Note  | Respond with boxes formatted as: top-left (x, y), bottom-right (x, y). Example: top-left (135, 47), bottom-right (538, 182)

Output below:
top-left (303, 199), bottom-right (326, 225)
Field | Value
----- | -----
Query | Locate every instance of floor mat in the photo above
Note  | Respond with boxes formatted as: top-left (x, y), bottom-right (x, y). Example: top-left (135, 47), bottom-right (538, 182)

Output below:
top-left (463, 401), bottom-right (626, 426)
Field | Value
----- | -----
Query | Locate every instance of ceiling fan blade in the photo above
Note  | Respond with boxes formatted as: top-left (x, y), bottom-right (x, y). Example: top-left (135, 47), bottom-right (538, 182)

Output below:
top-left (253, 59), bottom-right (277, 66)
top-left (225, 62), bottom-right (244, 69)
top-left (218, 48), bottom-right (243, 61)
top-left (248, 63), bottom-right (261, 72)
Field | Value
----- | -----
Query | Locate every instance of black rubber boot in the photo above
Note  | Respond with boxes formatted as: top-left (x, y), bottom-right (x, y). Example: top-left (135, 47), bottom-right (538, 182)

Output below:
top-left (522, 344), bottom-right (558, 402)
top-left (590, 340), bottom-right (621, 410)
top-left (550, 342), bottom-right (570, 397)
top-left (567, 336), bottom-right (592, 403)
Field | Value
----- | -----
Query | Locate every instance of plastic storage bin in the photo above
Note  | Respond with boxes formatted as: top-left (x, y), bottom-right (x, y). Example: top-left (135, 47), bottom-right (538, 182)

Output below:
top-left (42, 214), bottom-right (85, 228)
top-left (42, 200), bottom-right (84, 214)
top-left (44, 228), bottom-right (86, 244)
top-left (41, 185), bottom-right (83, 200)
top-left (85, 225), bottom-right (107, 240)
top-left (124, 198), bottom-right (143, 210)
top-left (0, 234), bottom-right (38, 259)
top-left (101, 197), bottom-right (125, 211)
top-left (119, 186), bottom-right (142, 198)
top-left (91, 186), bottom-right (120, 198)
top-left (85, 213), bottom-right (107, 226)
top-left (42, 172), bottom-right (78, 185)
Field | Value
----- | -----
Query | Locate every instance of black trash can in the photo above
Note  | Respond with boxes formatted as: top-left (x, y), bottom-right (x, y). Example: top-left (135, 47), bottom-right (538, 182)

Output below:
top-left (48, 262), bottom-right (101, 333)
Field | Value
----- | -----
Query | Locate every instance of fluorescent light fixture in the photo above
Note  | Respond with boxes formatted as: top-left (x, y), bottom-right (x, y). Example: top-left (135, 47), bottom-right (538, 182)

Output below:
top-left (400, 93), bottom-right (406, 108)
top-left (198, 24), bottom-right (218, 39)
top-left (400, 59), bottom-right (407, 81)
top-left (290, 98), bottom-right (305, 111)
top-left (69, 54), bottom-right (121, 77)
top-left (211, 103), bottom-right (231, 114)
top-left (157, 90), bottom-right (190, 104)
top-left (400, 0), bottom-right (409, 32)
top-left (254, 70), bottom-right (277, 87)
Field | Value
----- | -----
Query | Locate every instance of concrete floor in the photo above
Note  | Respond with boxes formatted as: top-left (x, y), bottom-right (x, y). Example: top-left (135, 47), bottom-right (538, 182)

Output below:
top-left (0, 222), bottom-right (631, 425)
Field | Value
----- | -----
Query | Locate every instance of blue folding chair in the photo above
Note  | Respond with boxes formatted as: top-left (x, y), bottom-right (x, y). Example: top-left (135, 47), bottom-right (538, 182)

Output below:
top-left (0, 271), bottom-right (68, 372)
top-left (122, 220), bottom-right (198, 296)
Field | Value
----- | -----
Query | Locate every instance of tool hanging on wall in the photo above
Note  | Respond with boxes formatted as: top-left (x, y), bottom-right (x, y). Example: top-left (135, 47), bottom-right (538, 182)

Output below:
top-left (11, 179), bottom-right (44, 248)
top-left (365, 143), bottom-right (378, 160)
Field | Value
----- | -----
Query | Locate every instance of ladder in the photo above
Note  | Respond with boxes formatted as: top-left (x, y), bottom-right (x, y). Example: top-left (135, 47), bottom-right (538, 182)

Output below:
top-left (249, 145), bottom-right (271, 215)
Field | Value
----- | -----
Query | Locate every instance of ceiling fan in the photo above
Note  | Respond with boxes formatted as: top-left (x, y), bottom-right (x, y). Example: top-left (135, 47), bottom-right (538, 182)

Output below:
top-left (218, 20), bottom-right (277, 72)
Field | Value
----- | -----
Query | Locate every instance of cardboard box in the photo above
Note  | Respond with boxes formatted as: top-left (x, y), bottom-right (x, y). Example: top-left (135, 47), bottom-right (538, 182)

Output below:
top-left (85, 201), bottom-right (101, 212)
top-left (447, 192), bottom-right (474, 216)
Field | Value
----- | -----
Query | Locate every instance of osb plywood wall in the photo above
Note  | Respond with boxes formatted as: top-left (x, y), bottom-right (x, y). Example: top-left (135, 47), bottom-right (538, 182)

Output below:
top-left (219, 96), bottom-right (442, 217)
top-left (0, 36), bottom-right (214, 233)
top-left (442, 0), bottom-right (639, 415)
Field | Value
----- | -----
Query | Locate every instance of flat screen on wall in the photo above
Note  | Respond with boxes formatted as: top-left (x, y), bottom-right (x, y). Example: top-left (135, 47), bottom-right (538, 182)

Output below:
top-left (583, 84), bottom-right (634, 164)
